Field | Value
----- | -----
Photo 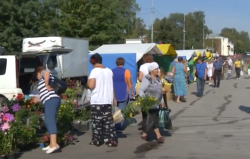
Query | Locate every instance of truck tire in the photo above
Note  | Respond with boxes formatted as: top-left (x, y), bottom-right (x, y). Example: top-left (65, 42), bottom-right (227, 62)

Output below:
top-left (0, 96), bottom-right (8, 107)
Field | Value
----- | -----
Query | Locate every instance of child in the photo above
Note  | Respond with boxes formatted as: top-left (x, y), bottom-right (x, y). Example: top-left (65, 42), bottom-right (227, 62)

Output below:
top-left (227, 68), bottom-right (232, 80)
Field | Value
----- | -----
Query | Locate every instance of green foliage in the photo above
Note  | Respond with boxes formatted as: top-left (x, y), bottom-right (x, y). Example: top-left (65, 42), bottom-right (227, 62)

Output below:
top-left (135, 96), bottom-right (159, 113)
top-left (0, 0), bottom-right (140, 52)
top-left (148, 11), bottom-right (212, 49)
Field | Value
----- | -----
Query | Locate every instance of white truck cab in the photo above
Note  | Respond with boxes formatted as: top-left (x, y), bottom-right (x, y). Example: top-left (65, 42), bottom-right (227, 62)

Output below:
top-left (0, 46), bottom-right (72, 104)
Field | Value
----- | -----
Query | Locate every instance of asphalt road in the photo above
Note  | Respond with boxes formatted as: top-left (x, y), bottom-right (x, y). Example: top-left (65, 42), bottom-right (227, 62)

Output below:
top-left (20, 75), bottom-right (250, 159)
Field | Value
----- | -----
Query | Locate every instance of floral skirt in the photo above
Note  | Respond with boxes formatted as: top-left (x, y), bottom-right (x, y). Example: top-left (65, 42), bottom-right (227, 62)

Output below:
top-left (144, 109), bottom-right (159, 132)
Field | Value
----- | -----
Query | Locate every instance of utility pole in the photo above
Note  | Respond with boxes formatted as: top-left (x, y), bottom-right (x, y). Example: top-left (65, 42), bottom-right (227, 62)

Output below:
top-left (151, 0), bottom-right (154, 43)
top-left (183, 14), bottom-right (186, 50)
top-left (212, 38), bottom-right (214, 51)
top-left (202, 16), bottom-right (205, 48)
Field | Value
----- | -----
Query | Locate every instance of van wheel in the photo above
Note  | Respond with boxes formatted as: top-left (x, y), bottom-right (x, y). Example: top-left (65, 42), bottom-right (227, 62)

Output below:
top-left (0, 96), bottom-right (8, 107)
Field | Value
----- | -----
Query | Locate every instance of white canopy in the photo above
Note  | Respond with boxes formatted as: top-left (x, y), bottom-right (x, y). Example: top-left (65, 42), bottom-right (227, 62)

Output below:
top-left (90, 43), bottom-right (163, 62)
top-left (176, 50), bottom-right (196, 60)
top-left (213, 53), bottom-right (219, 57)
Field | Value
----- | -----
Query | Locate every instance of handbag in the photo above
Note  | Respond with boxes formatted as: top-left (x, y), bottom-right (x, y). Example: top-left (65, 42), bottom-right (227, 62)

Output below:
top-left (113, 107), bottom-right (124, 124)
top-left (49, 76), bottom-right (67, 95)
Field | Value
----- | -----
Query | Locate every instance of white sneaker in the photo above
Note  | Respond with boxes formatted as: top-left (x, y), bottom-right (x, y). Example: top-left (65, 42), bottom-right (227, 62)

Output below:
top-left (46, 145), bottom-right (60, 154)
top-left (42, 146), bottom-right (50, 151)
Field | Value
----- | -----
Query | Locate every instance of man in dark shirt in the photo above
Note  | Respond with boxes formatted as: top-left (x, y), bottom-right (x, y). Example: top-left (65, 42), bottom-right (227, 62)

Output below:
top-left (213, 57), bottom-right (223, 88)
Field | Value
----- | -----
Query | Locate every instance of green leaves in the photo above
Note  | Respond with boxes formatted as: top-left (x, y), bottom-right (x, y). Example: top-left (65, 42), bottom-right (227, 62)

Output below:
top-left (0, 0), bottom-right (140, 53)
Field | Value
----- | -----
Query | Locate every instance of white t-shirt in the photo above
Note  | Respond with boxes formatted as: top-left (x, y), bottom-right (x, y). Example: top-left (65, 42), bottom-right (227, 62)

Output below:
top-left (228, 59), bottom-right (232, 66)
top-left (88, 67), bottom-right (113, 105)
top-left (139, 63), bottom-right (151, 76)
top-left (207, 63), bottom-right (213, 71)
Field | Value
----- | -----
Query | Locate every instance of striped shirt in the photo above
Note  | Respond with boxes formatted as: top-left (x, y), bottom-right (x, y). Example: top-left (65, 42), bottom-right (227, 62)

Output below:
top-left (37, 71), bottom-right (59, 104)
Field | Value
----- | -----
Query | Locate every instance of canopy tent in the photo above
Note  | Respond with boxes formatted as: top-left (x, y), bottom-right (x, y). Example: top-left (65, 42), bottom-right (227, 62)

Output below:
top-left (176, 50), bottom-right (196, 83)
top-left (213, 53), bottom-right (219, 57)
top-left (195, 49), bottom-right (206, 57)
top-left (157, 44), bottom-right (177, 56)
top-left (88, 44), bottom-right (163, 93)
top-left (205, 52), bottom-right (213, 60)
top-left (176, 50), bottom-right (196, 61)
top-left (91, 43), bottom-right (163, 62)
top-left (154, 44), bottom-right (177, 72)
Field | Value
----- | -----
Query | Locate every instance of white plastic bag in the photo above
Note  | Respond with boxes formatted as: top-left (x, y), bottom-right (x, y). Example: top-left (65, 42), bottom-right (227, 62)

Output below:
top-left (240, 70), bottom-right (243, 76)
top-left (78, 88), bottom-right (91, 105)
top-left (113, 107), bottom-right (124, 124)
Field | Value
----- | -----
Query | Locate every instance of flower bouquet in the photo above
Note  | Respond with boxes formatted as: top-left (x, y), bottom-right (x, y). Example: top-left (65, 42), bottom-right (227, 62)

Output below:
top-left (135, 95), bottom-right (159, 113)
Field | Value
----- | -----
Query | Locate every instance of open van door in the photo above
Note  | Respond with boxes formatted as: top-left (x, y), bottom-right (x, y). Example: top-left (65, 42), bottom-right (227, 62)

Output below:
top-left (20, 47), bottom-right (73, 78)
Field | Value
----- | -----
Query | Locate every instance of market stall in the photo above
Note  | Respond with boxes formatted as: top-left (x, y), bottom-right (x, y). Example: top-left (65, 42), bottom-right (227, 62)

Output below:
top-left (154, 44), bottom-right (177, 72)
top-left (205, 51), bottom-right (213, 60)
top-left (88, 43), bottom-right (163, 91)
top-left (176, 50), bottom-right (196, 82)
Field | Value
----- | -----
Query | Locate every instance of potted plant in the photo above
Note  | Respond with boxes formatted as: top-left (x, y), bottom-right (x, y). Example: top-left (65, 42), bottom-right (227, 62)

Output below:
top-left (72, 107), bottom-right (91, 132)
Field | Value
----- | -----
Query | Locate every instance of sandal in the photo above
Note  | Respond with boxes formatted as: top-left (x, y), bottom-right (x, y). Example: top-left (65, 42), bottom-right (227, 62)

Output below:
top-left (141, 135), bottom-right (147, 141)
top-left (157, 137), bottom-right (165, 143)
top-left (106, 141), bottom-right (117, 147)
top-left (89, 142), bottom-right (100, 147)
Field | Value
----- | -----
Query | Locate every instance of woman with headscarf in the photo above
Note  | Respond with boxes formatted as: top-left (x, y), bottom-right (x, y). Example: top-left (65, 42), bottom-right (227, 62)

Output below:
top-left (137, 54), bottom-right (154, 130)
top-left (139, 62), bottom-right (165, 143)
top-left (88, 53), bottom-right (117, 147)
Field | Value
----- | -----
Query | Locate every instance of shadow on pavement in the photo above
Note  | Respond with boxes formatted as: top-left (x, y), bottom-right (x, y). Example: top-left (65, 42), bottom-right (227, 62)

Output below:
top-left (239, 105), bottom-right (250, 114)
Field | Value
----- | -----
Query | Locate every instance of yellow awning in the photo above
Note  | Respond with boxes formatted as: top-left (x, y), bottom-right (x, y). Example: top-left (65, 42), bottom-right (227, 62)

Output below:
top-left (195, 51), bottom-right (201, 57)
top-left (204, 52), bottom-right (213, 60)
top-left (157, 44), bottom-right (177, 57)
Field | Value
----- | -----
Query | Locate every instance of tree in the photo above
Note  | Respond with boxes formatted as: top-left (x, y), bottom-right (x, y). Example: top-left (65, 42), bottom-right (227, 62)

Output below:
top-left (0, 0), bottom-right (140, 52)
top-left (126, 17), bottom-right (147, 38)
top-left (148, 11), bottom-right (211, 49)
top-left (0, 0), bottom-right (43, 53)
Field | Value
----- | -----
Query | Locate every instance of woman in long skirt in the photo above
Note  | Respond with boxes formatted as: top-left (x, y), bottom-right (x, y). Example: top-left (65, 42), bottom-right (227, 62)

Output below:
top-left (172, 57), bottom-right (188, 103)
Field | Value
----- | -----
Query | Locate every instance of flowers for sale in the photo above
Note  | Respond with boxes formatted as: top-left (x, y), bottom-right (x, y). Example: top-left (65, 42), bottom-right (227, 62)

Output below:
top-left (135, 96), bottom-right (159, 113)
top-left (12, 103), bottom-right (21, 112)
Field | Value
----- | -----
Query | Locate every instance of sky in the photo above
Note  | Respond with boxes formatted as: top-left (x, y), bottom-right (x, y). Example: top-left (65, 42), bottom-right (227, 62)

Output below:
top-left (136, 0), bottom-right (250, 35)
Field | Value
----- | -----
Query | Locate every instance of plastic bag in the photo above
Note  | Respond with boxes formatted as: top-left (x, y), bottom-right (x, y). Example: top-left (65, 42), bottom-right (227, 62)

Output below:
top-left (158, 108), bottom-right (170, 128)
top-left (240, 70), bottom-right (243, 76)
top-left (78, 88), bottom-right (91, 106)
top-left (113, 107), bottom-right (124, 124)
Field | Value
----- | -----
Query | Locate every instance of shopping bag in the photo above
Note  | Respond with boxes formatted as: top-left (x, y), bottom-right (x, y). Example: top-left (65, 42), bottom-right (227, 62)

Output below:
top-left (78, 88), bottom-right (91, 107)
top-left (158, 108), bottom-right (171, 129)
top-left (113, 107), bottom-right (124, 124)
top-left (158, 109), bottom-right (166, 128)
top-left (240, 70), bottom-right (243, 76)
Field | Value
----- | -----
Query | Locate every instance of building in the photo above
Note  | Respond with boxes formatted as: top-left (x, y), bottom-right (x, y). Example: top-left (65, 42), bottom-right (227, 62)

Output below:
top-left (206, 34), bottom-right (234, 56)
top-left (125, 36), bottom-right (148, 44)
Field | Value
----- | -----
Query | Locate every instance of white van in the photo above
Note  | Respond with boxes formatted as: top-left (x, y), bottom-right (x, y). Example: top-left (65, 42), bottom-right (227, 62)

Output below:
top-left (0, 47), bottom-right (72, 105)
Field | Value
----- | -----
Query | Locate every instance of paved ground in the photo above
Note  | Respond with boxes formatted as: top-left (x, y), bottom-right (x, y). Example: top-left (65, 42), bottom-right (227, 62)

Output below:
top-left (20, 75), bottom-right (250, 159)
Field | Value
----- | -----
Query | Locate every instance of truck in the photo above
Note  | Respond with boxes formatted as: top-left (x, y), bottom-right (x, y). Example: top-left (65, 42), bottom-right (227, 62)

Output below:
top-left (0, 37), bottom-right (89, 104)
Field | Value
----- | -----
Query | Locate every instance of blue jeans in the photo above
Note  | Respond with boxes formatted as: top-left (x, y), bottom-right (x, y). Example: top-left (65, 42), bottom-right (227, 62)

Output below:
top-left (115, 95), bottom-right (129, 130)
top-left (196, 78), bottom-right (205, 96)
top-left (227, 73), bottom-right (231, 79)
top-left (44, 98), bottom-right (61, 135)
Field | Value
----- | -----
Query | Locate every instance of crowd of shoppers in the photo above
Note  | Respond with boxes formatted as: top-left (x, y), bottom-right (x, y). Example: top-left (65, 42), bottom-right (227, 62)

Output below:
top-left (33, 51), bottom-right (249, 154)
